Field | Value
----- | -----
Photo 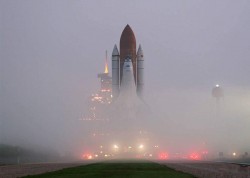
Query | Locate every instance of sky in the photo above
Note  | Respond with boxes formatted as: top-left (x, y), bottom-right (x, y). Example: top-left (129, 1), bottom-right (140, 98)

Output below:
top-left (1, 0), bottom-right (250, 157)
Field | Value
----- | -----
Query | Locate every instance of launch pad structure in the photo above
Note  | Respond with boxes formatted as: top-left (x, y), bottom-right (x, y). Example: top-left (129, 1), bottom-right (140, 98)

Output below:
top-left (80, 25), bottom-right (159, 160)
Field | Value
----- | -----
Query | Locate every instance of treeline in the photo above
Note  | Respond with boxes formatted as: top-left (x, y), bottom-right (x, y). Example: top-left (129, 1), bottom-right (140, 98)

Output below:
top-left (0, 144), bottom-right (60, 164)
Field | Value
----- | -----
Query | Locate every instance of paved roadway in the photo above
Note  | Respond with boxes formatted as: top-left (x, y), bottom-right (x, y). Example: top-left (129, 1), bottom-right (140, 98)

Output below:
top-left (162, 161), bottom-right (250, 178)
top-left (0, 163), bottom-right (85, 178)
top-left (1, 161), bottom-right (250, 178)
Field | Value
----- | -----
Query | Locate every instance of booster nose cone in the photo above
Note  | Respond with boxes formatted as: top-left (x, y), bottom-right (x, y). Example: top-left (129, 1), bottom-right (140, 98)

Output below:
top-left (137, 44), bottom-right (144, 58)
top-left (112, 44), bottom-right (119, 56)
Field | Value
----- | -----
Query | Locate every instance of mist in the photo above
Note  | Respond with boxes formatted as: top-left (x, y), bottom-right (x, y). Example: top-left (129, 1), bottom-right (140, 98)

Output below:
top-left (1, 0), bottom-right (250, 161)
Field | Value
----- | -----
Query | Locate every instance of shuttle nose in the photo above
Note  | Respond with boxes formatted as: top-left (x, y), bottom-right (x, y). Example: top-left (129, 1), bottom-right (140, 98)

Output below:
top-left (123, 59), bottom-right (133, 72)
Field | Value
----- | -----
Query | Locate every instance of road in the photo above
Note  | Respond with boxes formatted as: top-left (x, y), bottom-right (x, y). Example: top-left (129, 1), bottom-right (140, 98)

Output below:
top-left (0, 163), bottom-right (85, 178)
top-left (163, 161), bottom-right (250, 178)
top-left (1, 160), bottom-right (250, 178)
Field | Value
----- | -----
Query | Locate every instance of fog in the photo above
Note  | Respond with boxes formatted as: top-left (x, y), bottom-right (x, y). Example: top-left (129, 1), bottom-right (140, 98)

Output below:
top-left (1, 0), bottom-right (250, 161)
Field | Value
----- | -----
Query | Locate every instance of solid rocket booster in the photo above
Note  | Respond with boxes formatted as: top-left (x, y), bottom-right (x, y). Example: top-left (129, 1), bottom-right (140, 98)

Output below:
top-left (112, 45), bottom-right (120, 98)
top-left (136, 45), bottom-right (144, 97)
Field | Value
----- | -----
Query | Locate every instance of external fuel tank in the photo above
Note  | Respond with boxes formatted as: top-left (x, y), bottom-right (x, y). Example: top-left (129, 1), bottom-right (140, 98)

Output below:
top-left (120, 25), bottom-right (136, 84)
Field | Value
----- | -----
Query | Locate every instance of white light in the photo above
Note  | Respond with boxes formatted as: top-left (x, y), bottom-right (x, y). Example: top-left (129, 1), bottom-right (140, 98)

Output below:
top-left (233, 152), bottom-right (236, 156)
top-left (113, 144), bottom-right (119, 149)
top-left (128, 146), bottom-right (132, 149)
top-left (139, 144), bottom-right (144, 149)
top-left (216, 84), bottom-right (220, 87)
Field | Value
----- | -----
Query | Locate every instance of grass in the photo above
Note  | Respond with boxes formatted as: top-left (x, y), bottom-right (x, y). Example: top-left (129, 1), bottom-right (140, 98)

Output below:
top-left (23, 160), bottom-right (196, 178)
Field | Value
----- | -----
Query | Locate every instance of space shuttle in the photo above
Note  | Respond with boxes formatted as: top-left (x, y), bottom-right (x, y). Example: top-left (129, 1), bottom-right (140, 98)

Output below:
top-left (112, 25), bottom-right (144, 99)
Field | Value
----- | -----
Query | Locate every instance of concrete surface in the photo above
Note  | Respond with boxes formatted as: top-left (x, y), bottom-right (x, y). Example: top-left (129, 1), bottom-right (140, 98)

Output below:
top-left (0, 163), bottom-right (84, 178)
top-left (164, 162), bottom-right (250, 178)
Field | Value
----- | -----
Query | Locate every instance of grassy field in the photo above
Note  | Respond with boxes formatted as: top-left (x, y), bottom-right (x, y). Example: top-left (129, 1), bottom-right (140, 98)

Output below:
top-left (23, 161), bottom-right (196, 178)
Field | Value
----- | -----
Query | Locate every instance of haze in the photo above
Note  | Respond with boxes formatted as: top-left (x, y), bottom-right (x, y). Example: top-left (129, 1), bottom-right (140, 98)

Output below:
top-left (1, 0), bottom-right (250, 159)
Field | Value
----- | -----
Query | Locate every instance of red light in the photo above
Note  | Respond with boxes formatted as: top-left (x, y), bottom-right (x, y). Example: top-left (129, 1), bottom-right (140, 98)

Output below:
top-left (189, 153), bottom-right (201, 160)
top-left (82, 153), bottom-right (93, 160)
top-left (158, 152), bottom-right (169, 160)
